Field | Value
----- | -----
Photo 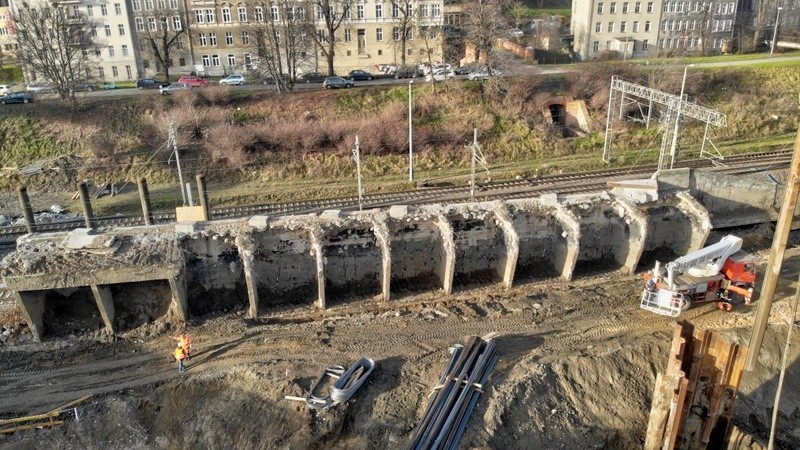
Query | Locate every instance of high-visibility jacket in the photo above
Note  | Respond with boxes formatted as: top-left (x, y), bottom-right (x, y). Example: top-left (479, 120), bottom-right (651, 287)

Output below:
top-left (174, 347), bottom-right (186, 361)
top-left (173, 335), bottom-right (192, 352)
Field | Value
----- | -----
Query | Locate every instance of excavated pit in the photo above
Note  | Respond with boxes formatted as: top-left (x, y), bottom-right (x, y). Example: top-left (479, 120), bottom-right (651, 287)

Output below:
top-left (110, 281), bottom-right (171, 331)
top-left (184, 235), bottom-right (248, 316)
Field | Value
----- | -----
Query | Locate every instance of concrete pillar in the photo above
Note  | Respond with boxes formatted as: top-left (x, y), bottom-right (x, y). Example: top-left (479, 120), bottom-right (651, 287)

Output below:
top-left (14, 290), bottom-right (45, 342)
top-left (675, 191), bottom-right (712, 252)
top-left (550, 203), bottom-right (581, 281)
top-left (168, 271), bottom-right (190, 321)
top-left (235, 233), bottom-right (260, 319)
top-left (492, 203), bottom-right (519, 289)
top-left (612, 196), bottom-right (648, 274)
top-left (371, 216), bottom-right (392, 302)
top-left (196, 174), bottom-right (210, 221)
top-left (137, 177), bottom-right (154, 225)
top-left (17, 186), bottom-right (36, 234)
top-left (90, 284), bottom-right (116, 334)
top-left (308, 226), bottom-right (326, 310)
top-left (77, 182), bottom-right (95, 229)
top-left (435, 215), bottom-right (456, 295)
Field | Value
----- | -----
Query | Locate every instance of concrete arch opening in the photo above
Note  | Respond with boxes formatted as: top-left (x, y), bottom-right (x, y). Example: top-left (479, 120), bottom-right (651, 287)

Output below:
top-left (513, 210), bottom-right (569, 282)
top-left (638, 205), bottom-right (697, 271)
top-left (322, 225), bottom-right (382, 306)
top-left (389, 220), bottom-right (445, 297)
top-left (251, 229), bottom-right (318, 309)
top-left (184, 235), bottom-right (248, 316)
top-left (451, 214), bottom-right (506, 288)
top-left (110, 281), bottom-right (172, 331)
top-left (43, 287), bottom-right (103, 338)
top-left (572, 203), bottom-right (636, 276)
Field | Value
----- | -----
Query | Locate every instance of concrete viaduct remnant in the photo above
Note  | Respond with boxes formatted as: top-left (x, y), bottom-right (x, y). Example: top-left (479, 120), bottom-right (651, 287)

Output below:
top-left (0, 168), bottom-right (788, 341)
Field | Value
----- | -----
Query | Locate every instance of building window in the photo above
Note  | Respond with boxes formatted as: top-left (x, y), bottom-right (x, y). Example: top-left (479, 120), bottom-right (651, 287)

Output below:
top-left (179, 57), bottom-right (185, 66)
top-left (344, 28), bottom-right (351, 42)
top-left (432, 4), bottom-right (440, 17)
top-left (118, 24), bottom-right (125, 35)
top-left (170, 0), bottom-right (178, 9)
top-left (593, 40), bottom-right (599, 52)
top-left (647, 1), bottom-right (653, 12)
top-left (195, 10), bottom-right (204, 23)
top-left (157, 0), bottom-right (165, 9)
top-left (135, 18), bottom-right (144, 31)
top-left (406, 28), bottom-right (413, 40)
top-left (173, 16), bottom-right (181, 30)
top-left (238, 6), bottom-right (247, 21)
top-left (114, 2), bottom-right (121, 14)
top-left (101, 4), bottom-right (108, 15)
top-left (98, 67), bottom-right (105, 78)
top-left (635, 1), bottom-right (641, 12)
top-left (597, 2), bottom-right (604, 13)
top-left (595, 22), bottom-right (601, 32)
top-left (104, 24), bottom-right (111, 36)
top-left (645, 20), bottom-right (651, 31)
top-left (420, 4), bottom-right (428, 16)
top-left (623, 2), bottom-right (629, 12)
top-left (148, 17), bottom-right (156, 30)
top-left (126, 65), bottom-right (132, 79)
top-left (633, 20), bottom-right (639, 31)
top-left (620, 21), bottom-right (626, 32)
top-left (271, 6), bottom-right (278, 20)
top-left (210, 33), bottom-right (217, 45)
top-left (132, 0), bottom-right (140, 11)
top-left (241, 31), bottom-right (249, 44)
top-left (357, 4), bottom-right (364, 18)
top-left (274, 31), bottom-right (280, 44)
top-left (227, 54), bottom-right (235, 65)
top-left (642, 39), bottom-right (648, 50)
top-left (212, 55), bottom-right (220, 66)
top-left (86, 5), bottom-right (93, 16)
top-left (610, 2), bottom-right (616, 13)
top-left (145, 0), bottom-right (153, 9)
top-left (122, 44), bottom-right (128, 56)
top-left (608, 22), bottom-right (614, 32)
top-left (392, 27), bottom-right (399, 41)
top-left (108, 45), bottom-right (115, 56)
top-left (112, 66), bottom-right (118, 77)
top-left (376, 28), bottom-right (383, 41)
top-left (375, 4), bottom-right (382, 18)
top-left (176, 39), bottom-right (183, 49)
top-left (205, 9), bottom-right (215, 23)
top-left (244, 53), bottom-right (251, 68)
top-left (254, 7), bottom-right (263, 21)
top-left (392, 3), bottom-right (399, 18)
top-left (202, 54), bottom-right (210, 66)
top-left (225, 31), bottom-right (233, 44)
top-left (222, 7), bottom-right (231, 22)
top-left (199, 32), bottom-right (207, 46)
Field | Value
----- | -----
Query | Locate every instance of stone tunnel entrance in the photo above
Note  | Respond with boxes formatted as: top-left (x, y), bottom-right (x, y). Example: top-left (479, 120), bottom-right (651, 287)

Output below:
top-left (252, 229), bottom-right (318, 309)
top-left (184, 235), bottom-right (248, 316)
top-left (323, 226), bottom-right (382, 306)
top-left (110, 281), bottom-right (172, 331)
top-left (513, 211), bottom-right (567, 282)
top-left (389, 220), bottom-right (445, 298)
top-left (452, 214), bottom-right (505, 289)
top-left (42, 287), bottom-right (103, 338)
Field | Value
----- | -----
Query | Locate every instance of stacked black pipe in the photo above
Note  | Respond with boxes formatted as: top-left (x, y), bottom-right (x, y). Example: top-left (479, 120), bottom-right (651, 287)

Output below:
top-left (408, 335), bottom-right (499, 450)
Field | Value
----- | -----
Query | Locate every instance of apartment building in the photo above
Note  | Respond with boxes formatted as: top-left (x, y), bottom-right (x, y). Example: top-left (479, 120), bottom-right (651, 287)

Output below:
top-left (571, 0), bottom-right (661, 59)
top-left (130, 0), bottom-right (194, 79)
top-left (0, 0), bottom-right (19, 63)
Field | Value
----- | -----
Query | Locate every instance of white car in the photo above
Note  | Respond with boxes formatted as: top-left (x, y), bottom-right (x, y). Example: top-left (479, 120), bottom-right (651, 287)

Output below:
top-left (26, 81), bottom-right (55, 93)
top-left (219, 75), bottom-right (246, 86)
top-left (425, 68), bottom-right (455, 82)
top-left (0, 84), bottom-right (13, 96)
top-left (467, 68), bottom-right (502, 81)
top-left (160, 82), bottom-right (190, 95)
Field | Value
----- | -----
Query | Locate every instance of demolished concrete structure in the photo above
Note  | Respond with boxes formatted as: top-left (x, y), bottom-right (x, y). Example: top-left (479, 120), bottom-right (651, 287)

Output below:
top-left (0, 168), bottom-right (791, 340)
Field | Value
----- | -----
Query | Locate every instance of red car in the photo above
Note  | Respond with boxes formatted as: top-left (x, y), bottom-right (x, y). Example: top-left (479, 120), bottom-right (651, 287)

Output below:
top-left (177, 76), bottom-right (208, 87)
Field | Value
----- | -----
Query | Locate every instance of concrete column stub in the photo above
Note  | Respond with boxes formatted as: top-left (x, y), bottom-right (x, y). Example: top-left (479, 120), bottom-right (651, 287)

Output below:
top-left (14, 290), bottom-right (45, 342)
top-left (168, 269), bottom-right (190, 322)
top-left (308, 225), bottom-right (326, 310)
top-left (235, 233), bottom-right (260, 319)
top-left (435, 214), bottom-right (456, 296)
top-left (549, 201), bottom-right (581, 281)
top-left (492, 203), bottom-right (520, 289)
top-left (611, 196), bottom-right (649, 274)
top-left (90, 284), bottom-right (116, 334)
top-left (674, 191), bottom-right (712, 252)
top-left (371, 216), bottom-right (392, 302)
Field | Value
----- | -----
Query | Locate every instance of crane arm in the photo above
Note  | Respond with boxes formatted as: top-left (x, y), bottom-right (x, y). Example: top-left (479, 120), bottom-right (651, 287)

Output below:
top-left (665, 235), bottom-right (743, 288)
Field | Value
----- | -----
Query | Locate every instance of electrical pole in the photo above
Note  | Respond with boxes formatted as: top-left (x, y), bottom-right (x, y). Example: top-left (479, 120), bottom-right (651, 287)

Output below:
top-left (353, 135), bottom-right (363, 210)
top-left (169, 122), bottom-right (187, 205)
top-left (408, 80), bottom-right (414, 182)
top-left (770, 7), bottom-right (783, 56)
top-left (470, 129), bottom-right (477, 201)
top-left (669, 64), bottom-right (694, 169)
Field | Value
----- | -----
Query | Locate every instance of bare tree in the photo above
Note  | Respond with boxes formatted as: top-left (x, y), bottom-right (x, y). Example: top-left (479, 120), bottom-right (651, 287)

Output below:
top-left (751, 0), bottom-right (779, 52)
top-left (250, 0), bottom-right (314, 92)
top-left (461, 0), bottom-right (507, 73)
top-left (11, 0), bottom-right (96, 99)
top-left (306, 0), bottom-right (352, 75)
top-left (136, 8), bottom-right (186, 81)
top-left (390, 0), bottom-right (416, 66)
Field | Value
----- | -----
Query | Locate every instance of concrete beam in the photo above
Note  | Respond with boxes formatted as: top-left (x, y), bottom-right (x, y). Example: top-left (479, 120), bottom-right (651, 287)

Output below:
top-left (611, 196), bottom-right (648, 274)
top-left (13, 291), bottom-right (45, 342)
top-left (550, 203), bottom-right (581, 281)
top-left (4, 264), bottom-right (180, 292)
top-left (371, 216), bottom-right (392, 302)
top-left (235, 233), bottom-right (260, 319)
top-left (435, 215), bottom-right (456, 295)
top-left (675, 191), bottom-right (712, 252)
top-left (308, 226), bottom-right (326, 310)
top-left (90, 284), bottom-right (116, 334)
top-left (492, 203), bottom-right (519, 289)
top-left (168, 271), bottom-right (190, 321)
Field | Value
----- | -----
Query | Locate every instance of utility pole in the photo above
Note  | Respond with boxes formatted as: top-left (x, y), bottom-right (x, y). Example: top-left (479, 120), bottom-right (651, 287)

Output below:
top-left (770, 7), bottom-right (783, 56)
top-left (669, 64), bottom-right (694, 169)
top-left (169, 122), bottom-right (187, 205)
top-left (408, 80), bottom-right (414, 182)
top-left (353, 135), bottom-right (363, 210)
top-left (470, 129), bottom-right (477, 201)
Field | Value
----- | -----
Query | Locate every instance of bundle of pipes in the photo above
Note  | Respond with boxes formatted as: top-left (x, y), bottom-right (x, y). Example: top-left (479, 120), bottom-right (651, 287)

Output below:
top-left (407, 333), bottom-right (499, 450)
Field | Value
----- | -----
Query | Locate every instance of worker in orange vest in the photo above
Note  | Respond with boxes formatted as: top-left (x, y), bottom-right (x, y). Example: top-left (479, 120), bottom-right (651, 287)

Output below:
top-left (174, 346), bottom-right (188, 373)
top-left (172, 332), bottom-right (193, 360)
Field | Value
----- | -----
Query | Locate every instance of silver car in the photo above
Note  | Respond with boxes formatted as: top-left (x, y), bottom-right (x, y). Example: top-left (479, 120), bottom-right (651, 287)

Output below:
top-left (219, 75), bottom-right (246, 86)
top-left (322, 76), bottom-right (354, 89)
top-left (0, 84), bottom-right (13, 96)
top-left (160, 82), bottom-right (190, 95)
top-left (27, 81), bottom-right (55, 93)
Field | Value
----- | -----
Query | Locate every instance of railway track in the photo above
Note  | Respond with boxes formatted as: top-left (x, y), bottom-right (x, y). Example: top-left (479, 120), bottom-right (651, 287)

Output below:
top-left (0, 149), bottom-right (791, 249)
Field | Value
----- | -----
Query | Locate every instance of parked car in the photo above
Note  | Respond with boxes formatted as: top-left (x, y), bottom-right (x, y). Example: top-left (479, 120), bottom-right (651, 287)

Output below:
top-left (1, 91), bottom-right (33, 104)
top-left (322, 76), bottom-right (354, 89)
top-left (298, 72), bottom-right (328, 83)
top-left (137, 78), bottom-right (169, 90)
top-left (219, 75), bottom-right (246, 86)
top-left (454, 62), bottom-right (484, 75)
top-left (178, 75), bottom-right (209, 87)
top-left (425, 68), bottom-right (455, 82)
top-left (26, 81), bottom-right (55, 93)
top-left (0, 84), bottom-right (13, 96)
top-left (393, 66), bottom-right (420, 79)
top-left (348, 70), bottom-right (374, 81)
top-left (262, 73), bottom-right (292, 85)
top-left (467, 68), bottom-right (502, 81)
top-left (70, 81), bottom-right (99, 92)
top-left (160, 82), bottom-right (190, 95)
top-left (418, 63), bottom-right (451, 76)
top-left (103, 82), bottom-right (118, 90)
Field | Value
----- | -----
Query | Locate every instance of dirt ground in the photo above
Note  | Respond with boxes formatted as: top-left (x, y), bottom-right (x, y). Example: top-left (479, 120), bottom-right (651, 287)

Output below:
top-left (1, 230), bottom-right (800, 449)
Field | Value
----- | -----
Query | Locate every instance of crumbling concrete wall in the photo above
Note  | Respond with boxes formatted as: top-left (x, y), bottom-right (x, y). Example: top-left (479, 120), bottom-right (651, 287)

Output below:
top-left (509, 200), bottom-right (578, 281)
top-left (320, 218), bottom-right (382, 303)
top-left (638, 191), bottom-right (712, 270)
top-left (109, 281), bottom-right (172, 331)
top-left (250, 227), bottom-right (317, 307)
top-left (182, 232), bottom-right (247, 316)
top-left (387, 216), bottom-right (444, 295)
top-left (449, 206), bottom-right (506, 287)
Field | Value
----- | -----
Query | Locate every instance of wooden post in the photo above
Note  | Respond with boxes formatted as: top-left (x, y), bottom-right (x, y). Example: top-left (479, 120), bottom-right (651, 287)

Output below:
top-left (137, 177), bottom-right (154, 225)
top-left (77, 182), bottom-right (95, 229)
top-left (196, 174), bottom-right (210, 221)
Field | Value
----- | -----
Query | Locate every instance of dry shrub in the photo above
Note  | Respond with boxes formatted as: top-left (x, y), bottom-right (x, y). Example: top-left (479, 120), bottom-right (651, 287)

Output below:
top-left (87, 131), bottom-right (119, 159)
top-left (205, 123), bottom-right (255, 169)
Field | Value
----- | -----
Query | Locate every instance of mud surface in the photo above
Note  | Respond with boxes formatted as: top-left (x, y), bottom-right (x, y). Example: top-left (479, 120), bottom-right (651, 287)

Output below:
top-left (1, 245), bottom-right (800, 449)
